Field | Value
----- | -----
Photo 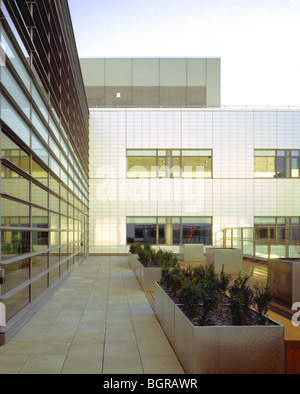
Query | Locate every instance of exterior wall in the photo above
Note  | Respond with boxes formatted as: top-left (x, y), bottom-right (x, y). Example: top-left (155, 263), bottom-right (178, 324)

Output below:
top-left (80, 58), bottom-right (221, 108)
top-left (0, 1), bottom-right (89, 342)
top-left (89, 107), bottom-right (300, 254)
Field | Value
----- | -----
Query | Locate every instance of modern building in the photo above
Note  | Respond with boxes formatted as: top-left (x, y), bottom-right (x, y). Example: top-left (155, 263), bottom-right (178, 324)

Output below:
top-left (1, 0), bottom-right (300, 348)
top-left (0, 0), bottom-right (89, 344)
top-left (80, 58), bottom-right (300, 256)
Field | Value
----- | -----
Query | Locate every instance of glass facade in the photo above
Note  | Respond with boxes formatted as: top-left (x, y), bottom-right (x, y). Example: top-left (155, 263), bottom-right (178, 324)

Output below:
top-left (254, 150), bottom-right (300, 178)
top-left (0, 0), bottom-right (89, 336)
top-left (127, 149), bottom-right (212, 178)
top-left (126, 217), bottom-right (212, 245)
top-left (80, 58), bottom-right (221, 108)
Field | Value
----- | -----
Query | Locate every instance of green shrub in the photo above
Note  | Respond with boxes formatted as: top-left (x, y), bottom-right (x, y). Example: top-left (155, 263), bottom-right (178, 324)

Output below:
top-left (160, 255), bottom-right (180, 289)
top-left (129, 242), bottom-right (142, 255)
top-left (229, 272), bottom-right (253, 325)
top-left (253, 280), bottom-right (276, 324)
top-left (197, 265), bottom-right (219, 325)
top-left (138, 243), bottom-right (155, 267)
top-left (216, 265), bottom-right (232, 311)
top-left (177, 279), bottom-right (202, 319)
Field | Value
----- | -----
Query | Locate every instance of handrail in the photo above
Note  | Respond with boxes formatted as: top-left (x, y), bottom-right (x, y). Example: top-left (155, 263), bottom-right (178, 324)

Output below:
top-left (223, 225), bottom-right (300, 261)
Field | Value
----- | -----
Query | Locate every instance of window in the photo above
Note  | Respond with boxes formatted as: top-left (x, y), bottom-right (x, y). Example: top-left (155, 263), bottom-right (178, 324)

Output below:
top-left (254, 150), bottom-right (300, 178)
top-left (254, 217), bottom-right (300, 244)
top-left (1, 230), bottom-right (30, 260)
top-left (127, 149), bottom-right (212, 178)
top-left (1, 132), bottom-right (30, 173)
top-left (127, 217), bottom-right (212, 245)
top-left (181, 217), bottom-right (212, 245)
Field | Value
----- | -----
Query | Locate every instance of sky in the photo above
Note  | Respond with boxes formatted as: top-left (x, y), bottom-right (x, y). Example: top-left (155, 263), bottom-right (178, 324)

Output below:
top-left (68, 0), bottom-right (300, 107)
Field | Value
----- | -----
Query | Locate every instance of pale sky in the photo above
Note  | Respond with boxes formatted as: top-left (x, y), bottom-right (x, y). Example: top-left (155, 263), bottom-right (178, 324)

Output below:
top-left (69, 0), bottom-right (300, 107)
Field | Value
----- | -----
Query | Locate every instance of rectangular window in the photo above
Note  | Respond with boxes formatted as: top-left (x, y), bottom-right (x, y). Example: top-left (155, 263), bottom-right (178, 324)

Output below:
top-left (127, 149), bottom-right (212, 178)
top-left (254, 150), bottom-right (300, 178)
top-left (127, 216), bottom-right (212, 245)
top-left (182, 217), bottom-right (212, 245)
top-left (1, 230), bottom-right (30, 260)
top-left (254, 217), bottom-right (300, 244)
top-left (127, 150), bottom-right (157, 178)
top-left (1, 96), bottom-right (30, 145)
top-left (1, 67), bottom-right (30, 118)
top-left (1, 198), bottom-right (29, 227)
top-left (0, 258), bottom-right (30, 295)
top-left (181, 150), bottom-right (212, 178)
top-left (1, 164), bottom-right (30, 201)
top-left (1, 132), bottom-right (30, 173)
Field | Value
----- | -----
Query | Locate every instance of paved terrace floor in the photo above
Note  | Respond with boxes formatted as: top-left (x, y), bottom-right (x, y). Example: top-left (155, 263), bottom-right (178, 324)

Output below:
top-left (0, 255), bottom-right (299, 374)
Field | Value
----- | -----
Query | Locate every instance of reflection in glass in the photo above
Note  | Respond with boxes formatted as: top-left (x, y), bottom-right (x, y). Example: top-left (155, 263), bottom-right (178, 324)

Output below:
top-left (32, 253), bottom-right (48, 277)
top-left (182, 224), bottom-right (211, 245)
top-left (291, 158), bottom-right (299, 178)
top-left (1, 132), bottom-right (30, 173)
top-left (31, 183), bottom-right (48, 208)
top-left (32, 207), bottom-right (48, 228)
top-left (1, 198), bottom-right (29, 227)
top-left (32, 160), bottom-right (48, 185)
top-left (1, 96), bottom-right (30, 145)
top-left (50, 248), bottom-right (60, 267)
top-left (32, 275), bottom-right (48, 300)
top-left (1, 231), bottom-right (30, 260)
top-left (49, 267), bottom-right (59, 285)
top-left (127, 224), bottom-right (156, 244)
top-left (2, 286), bottom-right (30, 321)
top-left (0, 258), bottom-right (30, 294)
top-left (1, 164), bottom-right (29, 200)
top-left (32, 231), bottom-right (49, 252)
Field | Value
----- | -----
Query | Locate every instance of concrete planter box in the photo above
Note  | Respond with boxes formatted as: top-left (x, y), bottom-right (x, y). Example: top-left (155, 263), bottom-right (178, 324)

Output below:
top-left (268, 258), bottom-right (300, 306)
top-left (136, 260), bottom-right (161, 292)
top-left (183, 244), bottom-right (204, 262)
top-left (128, 253), bottom-right (138, 270)
top-left (206, 247), bottom-right (242, 274)
top-left (154, 282), bottom-right (285, 374)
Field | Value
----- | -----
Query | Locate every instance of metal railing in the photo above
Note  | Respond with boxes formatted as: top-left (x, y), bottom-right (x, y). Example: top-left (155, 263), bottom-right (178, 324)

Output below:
top-left (223, 225), bottom-right (300, 261)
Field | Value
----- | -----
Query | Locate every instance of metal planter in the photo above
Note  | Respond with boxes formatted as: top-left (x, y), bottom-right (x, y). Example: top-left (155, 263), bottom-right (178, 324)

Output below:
top-left (155, 282), bottom-right (285, 374)
top-left (206, 247), bottom-right (243, 274)
top-left (136, 260), bottom-right (161, 292)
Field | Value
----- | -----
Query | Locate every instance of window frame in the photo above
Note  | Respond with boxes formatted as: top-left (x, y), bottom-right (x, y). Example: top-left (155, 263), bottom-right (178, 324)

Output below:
top-left (254, 149), bottom-right (300, 178)
top-left (126, 149), bottom-right (213, 179)
top-left (126, 216), bottom-right (213, 245)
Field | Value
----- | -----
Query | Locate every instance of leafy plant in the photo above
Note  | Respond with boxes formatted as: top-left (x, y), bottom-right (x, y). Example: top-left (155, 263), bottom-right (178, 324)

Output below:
top-left (217, 265), bottom-right (232, 312)
top-left (169, 265), bottom-right (185, 296)
top-left (253, 280), bottom-right (276, 324)
top-left (160, 255), bottom-right (180, 289)
top-left (138, 243), bottom-right (155, 267)
top-left (129, 242), bottom-right (142, 255)
top-left (152, 248), bottom-right (170, 267)
top-left (192, 264), bottom-right (206, 284)
top-left (197, 265), bottom-right (219, 325)
top-left (229, 272), bottom-right (253, 325)
top-left (177, 279), bottom-right (202, 319)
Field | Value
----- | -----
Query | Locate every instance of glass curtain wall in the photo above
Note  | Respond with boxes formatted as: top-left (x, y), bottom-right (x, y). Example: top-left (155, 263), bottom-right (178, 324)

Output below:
top-left (127, 217), bottom-right (212, 245)
top-left (127, 149), bottom-right (212, 178)
top-left (254, 150), bottom-right (300, 178)
top-left (0, 20), bottom-right (89, 324)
